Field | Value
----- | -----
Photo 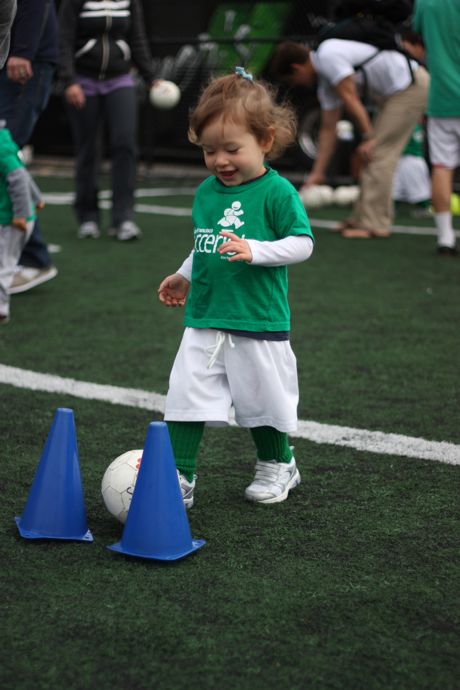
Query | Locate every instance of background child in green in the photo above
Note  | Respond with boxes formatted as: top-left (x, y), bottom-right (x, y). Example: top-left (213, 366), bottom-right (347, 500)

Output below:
top-left (392, 122), bottom-right (431, 217)
top-left (158, 68), bottom-right (314, 507)
top-left (0, 119), bottom-right (43, 323)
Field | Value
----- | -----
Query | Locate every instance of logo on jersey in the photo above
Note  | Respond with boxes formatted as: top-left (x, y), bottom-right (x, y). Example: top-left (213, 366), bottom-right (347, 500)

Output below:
top-left (217, 201), bottom-right (245, 229)
top-left (194, 200), bottom-right (246, 259)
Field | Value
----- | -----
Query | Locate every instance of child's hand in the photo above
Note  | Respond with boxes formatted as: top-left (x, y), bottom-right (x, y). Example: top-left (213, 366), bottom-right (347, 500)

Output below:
top-left (158, 273), bottom-right (190, 307)
top-left (36, 201), bottom-right (45, 212)
top-left (12, 217), bottom-right (27, 232)
top-left (218, 231), bottom-right (253, 263)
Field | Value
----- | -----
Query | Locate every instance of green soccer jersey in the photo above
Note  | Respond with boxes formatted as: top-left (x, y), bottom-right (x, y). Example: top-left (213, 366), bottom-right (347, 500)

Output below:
top-left (184, 167), bottom-right (313, 333)
top-left (0, 128), bottom-right (36, 225)
top-left (413, 0), bottom-right (460, 117)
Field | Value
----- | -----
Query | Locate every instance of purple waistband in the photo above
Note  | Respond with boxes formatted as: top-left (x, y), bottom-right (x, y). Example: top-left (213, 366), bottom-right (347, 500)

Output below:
top-left (77, 73), bottom-right (135, 96)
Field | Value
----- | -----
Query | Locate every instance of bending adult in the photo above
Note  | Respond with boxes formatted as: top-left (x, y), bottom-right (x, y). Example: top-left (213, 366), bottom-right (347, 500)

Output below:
top-left (58, 0), bottom-right (156, 241)
top-left (271, 39), bottom-right (429, 239)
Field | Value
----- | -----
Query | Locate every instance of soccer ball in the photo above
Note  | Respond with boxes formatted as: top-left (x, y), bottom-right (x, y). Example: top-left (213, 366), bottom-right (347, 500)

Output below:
top-left (333, 185), bottom-right (360, 206)
top-left (149, 80), bottom-right (181, 110)
top-left (101, 449), bottom-right (143, 523)
top-left (299, 184), bottom-right (334, 209)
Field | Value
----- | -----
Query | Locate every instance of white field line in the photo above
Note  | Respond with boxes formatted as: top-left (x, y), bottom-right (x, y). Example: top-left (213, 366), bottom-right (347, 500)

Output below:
top-left (41, 193), bottom-right (191, 217)
top-left (1, 364), bottom-right (459, 466)
top-left (311, 218), bottom-right (460, 238)
top-left (41, 190), bottom-right (460, 237)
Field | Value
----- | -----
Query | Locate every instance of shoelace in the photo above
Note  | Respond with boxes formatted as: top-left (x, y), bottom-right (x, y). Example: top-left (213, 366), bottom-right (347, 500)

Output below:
top-left (205, 331), bottom-right (235, 369)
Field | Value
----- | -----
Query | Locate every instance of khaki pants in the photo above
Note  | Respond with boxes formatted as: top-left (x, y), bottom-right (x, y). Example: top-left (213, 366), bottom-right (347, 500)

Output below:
top-left (350, 67), bottom-right (430, 233)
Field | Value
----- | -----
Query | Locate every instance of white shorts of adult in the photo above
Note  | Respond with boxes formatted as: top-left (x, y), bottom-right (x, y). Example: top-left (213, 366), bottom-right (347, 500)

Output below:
top-left (164, 327), bottom-right (299, 432)
top-left (427, 117), bottom-right (460, 169)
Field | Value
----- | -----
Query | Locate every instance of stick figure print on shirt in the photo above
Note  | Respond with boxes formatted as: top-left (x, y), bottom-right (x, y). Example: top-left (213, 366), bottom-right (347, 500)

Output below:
top-left (217, 201), bottom-right (245, 229)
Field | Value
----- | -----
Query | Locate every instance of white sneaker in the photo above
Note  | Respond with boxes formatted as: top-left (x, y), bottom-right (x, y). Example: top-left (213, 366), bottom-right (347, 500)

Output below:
top-left (245, 457), bottom-right (300, 504)
top-left (177, 471), bottom-right (196, 509)
top-left (9, 265), bottom-right (58, 295)
top-left (78, 221), bottom-right (100, 239)
top-left (116, 221), bottom-right (142, 241)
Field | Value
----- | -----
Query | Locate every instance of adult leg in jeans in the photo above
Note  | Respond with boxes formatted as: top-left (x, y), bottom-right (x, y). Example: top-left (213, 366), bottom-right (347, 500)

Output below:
top-left (0, 63), bottom-right (55, 268)
top-left (104, 86), bottom-right (137, 228)
top-left (67, 94), bottom-right (103, 226)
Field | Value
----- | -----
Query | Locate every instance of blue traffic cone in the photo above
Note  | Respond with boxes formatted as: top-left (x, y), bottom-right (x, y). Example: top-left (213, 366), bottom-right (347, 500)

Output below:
top-left (107, 421), bottom-right (205, 561)
top-left (15, 408), bottom-right (93, 542)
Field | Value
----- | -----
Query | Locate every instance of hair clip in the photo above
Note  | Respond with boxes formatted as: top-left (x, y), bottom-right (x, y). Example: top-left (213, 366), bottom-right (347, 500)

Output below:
top-left (235, 66), bottom-right (253, 81)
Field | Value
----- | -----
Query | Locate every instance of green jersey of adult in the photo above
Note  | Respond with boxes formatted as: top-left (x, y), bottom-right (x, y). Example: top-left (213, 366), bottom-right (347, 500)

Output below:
top-left (184, 167), bottom-right (313, 333)
top-left (413, 0), bottom-right (460, 117)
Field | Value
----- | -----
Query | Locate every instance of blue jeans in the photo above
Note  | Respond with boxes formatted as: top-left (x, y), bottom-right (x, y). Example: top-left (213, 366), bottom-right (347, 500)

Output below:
top-left (0, 62), bottom-right (55, 268)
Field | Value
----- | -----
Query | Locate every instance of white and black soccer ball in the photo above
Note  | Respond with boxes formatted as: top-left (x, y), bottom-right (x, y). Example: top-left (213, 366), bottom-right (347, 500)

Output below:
top-left (101, 449), bottom-right (143, 523)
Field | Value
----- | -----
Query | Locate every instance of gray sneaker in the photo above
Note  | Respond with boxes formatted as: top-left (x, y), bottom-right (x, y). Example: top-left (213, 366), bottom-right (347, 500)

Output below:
top-left (245, 458), bottom-right (300, 504)
top-left (9, 265), bottom-right (58, 295)
top-left (177, 471), bottom-right (196, 509)
top-left (116, 221), bottom-right (142, 241)
top-left (78, 221), bottom-right (100, 239)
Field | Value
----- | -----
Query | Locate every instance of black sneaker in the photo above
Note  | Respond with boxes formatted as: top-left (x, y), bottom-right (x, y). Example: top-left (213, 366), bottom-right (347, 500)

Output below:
top-left (437, 245), bottom-right (458, 257)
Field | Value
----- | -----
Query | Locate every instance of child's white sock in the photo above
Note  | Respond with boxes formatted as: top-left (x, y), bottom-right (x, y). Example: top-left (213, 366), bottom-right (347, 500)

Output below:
top-left (434, 211), bottom-right (456, 248)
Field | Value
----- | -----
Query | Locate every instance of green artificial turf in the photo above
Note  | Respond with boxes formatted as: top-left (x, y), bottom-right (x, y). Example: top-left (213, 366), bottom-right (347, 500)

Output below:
top-left (1, 172), bottom-right (459, 690)
top-left (1, 390), bottom-right (459, 690)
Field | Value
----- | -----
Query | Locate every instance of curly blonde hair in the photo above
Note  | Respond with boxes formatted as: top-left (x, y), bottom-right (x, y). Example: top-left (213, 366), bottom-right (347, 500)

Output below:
top-left (188, 72), bottom-right (297, 160)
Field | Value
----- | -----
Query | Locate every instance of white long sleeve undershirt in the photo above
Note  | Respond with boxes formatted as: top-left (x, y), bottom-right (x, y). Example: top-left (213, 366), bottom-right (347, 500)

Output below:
top-left (177, 235), bottom-right (313, 281)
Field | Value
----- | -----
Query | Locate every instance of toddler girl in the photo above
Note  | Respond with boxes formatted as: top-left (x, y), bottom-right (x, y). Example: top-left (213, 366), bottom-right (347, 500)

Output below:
top-left (158, 67), bottom-right (314, 506)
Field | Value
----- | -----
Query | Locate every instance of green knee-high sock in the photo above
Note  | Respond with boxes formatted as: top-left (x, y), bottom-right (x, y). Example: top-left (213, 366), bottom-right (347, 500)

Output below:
top-left (167, 421), bottom-right (204, 481)
top-left (250, 426), bottom-right (293, 463)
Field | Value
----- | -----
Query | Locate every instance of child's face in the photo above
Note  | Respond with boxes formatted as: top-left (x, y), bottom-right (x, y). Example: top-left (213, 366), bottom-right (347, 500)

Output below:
top-left (200, 116), bottom-right (272, 186)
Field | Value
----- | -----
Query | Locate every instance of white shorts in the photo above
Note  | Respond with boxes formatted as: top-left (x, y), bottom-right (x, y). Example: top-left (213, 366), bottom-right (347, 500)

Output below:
top-left (0, 220), bottom-right (33, 315)
top-left (164, 328), bottom-right (299, 432)
top-left (427, 117), bottom-right (460, 169)
top-left (392, 155), bottom-right (431, 204)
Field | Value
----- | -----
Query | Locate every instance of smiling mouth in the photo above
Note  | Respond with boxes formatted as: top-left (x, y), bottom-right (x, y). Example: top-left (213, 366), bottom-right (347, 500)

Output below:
top-left (218, 170), bottom-right (237, 180)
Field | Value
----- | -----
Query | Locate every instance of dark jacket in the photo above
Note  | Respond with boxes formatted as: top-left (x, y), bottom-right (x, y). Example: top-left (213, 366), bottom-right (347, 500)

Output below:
top-left (9, 0), bottom-right (58, 65)
top-left (58, 0), bottom-right (154, 87)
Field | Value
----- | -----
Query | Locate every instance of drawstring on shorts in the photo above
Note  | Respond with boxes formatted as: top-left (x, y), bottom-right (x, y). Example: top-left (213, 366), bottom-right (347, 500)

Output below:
top-left (205, 331), bottom-right (235, 369)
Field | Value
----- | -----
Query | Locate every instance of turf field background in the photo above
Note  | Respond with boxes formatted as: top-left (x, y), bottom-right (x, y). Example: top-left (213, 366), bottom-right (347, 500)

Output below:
top-left (1, 170), bottom-right (459, 690)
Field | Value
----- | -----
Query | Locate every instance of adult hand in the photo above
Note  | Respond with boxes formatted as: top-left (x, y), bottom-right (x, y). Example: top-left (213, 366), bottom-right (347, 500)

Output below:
top-left (65, 83), bottom-right (86, 109)
top-left (302, 170), bottom-right (326, 188)
top-left (356, 138), bottom-right (376, 165)
top-left (6, 57), bottom-right (33, 84)
top-left (218, 231), bottom-right (253, 263)
top-left (158, 273), bottom-right (190, 307)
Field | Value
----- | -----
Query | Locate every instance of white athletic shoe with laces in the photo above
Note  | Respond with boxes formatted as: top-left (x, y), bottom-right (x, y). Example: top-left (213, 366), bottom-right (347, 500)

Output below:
top-left (177, 471), bottom-right (196, 509)
top-left (116, 221), bottom-right (142, 241)
top-left (245, 457), bottom-right (300, 504)
top-left (78, 221), bottom-right (100, 239)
